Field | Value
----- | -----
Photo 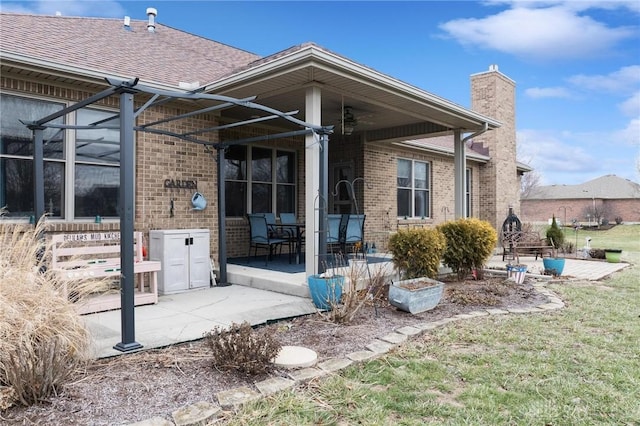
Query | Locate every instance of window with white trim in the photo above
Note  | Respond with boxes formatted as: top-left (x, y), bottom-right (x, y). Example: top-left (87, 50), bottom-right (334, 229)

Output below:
top-left (0, 93), bottom-right (120, 219)
top-left (397, 158), bottom-right (430, 218)
top-left (224, 145), bottom-right (296, 217)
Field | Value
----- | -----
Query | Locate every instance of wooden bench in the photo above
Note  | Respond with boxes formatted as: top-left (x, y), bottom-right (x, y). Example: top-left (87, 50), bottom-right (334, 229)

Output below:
top-left (51, 231), bottom-right (161, 315)
top-left (501, 230), bottom-right (553, 263)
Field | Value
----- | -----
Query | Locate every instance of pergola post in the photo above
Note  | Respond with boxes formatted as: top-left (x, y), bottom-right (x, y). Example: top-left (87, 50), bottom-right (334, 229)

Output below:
top-left (32, 127), bottom-right (45, 222)
top-left (216, 146), bottom-right (229, 286)
top-left (113, 90), bottom-right (142, 353)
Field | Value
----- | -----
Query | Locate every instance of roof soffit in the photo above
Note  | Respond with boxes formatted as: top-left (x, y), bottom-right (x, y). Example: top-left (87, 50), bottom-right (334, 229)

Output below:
top-left (206, 45), bottom-right (502, 134)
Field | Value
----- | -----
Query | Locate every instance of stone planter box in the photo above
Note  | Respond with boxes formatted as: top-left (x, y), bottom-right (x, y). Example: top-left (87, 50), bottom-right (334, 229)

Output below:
top-left (388, 277), bottom-right (444, 314)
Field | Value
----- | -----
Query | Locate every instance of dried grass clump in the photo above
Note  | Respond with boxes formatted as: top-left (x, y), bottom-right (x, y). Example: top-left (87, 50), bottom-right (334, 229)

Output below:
top-left (0, 216), bottom-right (103, 407)
top-left (322, 260), bottom-right (389, 324)
top-left (204, 321), bottom-right (281, 375)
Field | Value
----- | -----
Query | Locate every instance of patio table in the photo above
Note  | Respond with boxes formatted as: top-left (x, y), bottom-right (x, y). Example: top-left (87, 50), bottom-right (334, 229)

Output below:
top-left (270, 223), bottom-right (305, 265)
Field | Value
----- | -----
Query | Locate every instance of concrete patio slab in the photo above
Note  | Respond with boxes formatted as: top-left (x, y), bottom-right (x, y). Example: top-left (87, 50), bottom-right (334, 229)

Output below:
top-left (83, 252), bottom-right (629, 359)
top-left (84, 285), bottom-right (317, 358)
top-left (485, 254), bottom-right (629, 280)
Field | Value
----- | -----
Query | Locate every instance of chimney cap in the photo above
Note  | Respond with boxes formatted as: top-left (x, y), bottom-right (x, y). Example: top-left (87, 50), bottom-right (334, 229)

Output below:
top-left (146, 7), bottom-right (157, 16)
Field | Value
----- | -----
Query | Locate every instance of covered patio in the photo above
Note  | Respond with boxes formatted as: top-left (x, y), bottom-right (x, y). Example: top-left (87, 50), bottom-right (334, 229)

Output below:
top-left (21, 44), bottom-right (501, 354)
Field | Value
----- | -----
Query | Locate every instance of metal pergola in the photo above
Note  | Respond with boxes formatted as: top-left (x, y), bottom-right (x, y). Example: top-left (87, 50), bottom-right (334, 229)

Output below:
top-left (22, 77), bottom-right (333, 352)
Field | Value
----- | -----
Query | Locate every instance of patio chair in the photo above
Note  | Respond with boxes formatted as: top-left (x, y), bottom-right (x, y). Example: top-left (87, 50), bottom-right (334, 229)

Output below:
top-left (345, 214), bottom-right (365, 252)
top-left (247, 214), bottom-right (287, 265)
top-left (327, 214), bottom-right (349, 253)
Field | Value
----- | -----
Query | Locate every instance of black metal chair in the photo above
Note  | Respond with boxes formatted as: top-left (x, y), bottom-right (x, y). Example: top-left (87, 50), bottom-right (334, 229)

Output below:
top-left (247, 214), bottom-right (287, 265)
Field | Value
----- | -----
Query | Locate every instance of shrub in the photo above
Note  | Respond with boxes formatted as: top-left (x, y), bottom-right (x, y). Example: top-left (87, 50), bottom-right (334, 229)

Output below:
top-left (615, 216), bottom-right (623, 225)
top-left (546, 215), bottom-right (565, 250)
top-left (437, 218), bottom-right (498, 281)
top-left (321, 258), bottom-right (389, 324)
top-left (388, 227), bottom-right (446, 280)
top-left (204, 321), bottom-right (281, 375)
top-left (0, 217), bottom-right (101, 407)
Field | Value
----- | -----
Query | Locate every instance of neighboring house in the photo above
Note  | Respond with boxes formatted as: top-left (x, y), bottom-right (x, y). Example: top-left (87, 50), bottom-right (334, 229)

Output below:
top-left (1, 10), bottom-right (527, 280)
top-left (521, 175), bottom-right (640, 225)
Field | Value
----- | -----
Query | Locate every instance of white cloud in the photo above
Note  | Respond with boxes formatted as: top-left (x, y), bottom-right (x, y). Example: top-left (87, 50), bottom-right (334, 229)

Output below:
top-left (517, 129), bottom-right (597, 175)
top-left (484, 0), bottom-right (640, 14)
top-left (439, 3), bottom-right (636, 61)
top-left (567, 66), bottom-right (640, 94)
top-left (619, 91), bottom-right (640, 117)
top-left (525, 86), bottom-right (571, 99)
top-left (612, 118), bottom-right (640, 147)
top-left (0, 0), bottom-right (125, 18)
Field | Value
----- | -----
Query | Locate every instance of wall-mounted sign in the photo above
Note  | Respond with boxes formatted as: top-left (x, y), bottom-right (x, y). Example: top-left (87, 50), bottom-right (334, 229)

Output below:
top-left (164, 179), bottom-right (198, 190)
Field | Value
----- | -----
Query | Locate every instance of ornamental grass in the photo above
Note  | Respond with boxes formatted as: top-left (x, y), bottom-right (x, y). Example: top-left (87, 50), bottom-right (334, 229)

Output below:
top-left (0, 215), bottom-right (107, 407)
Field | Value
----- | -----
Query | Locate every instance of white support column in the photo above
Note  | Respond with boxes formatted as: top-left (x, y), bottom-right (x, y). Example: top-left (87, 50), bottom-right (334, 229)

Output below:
top-left (305, 86), bottom-right (322, 276)
top-left (454, 129), bottom-right (466, 219)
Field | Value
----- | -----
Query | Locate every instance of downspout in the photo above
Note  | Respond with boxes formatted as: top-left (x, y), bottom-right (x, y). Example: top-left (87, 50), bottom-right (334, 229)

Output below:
top-left (454, 123), bottom-right (489, 219)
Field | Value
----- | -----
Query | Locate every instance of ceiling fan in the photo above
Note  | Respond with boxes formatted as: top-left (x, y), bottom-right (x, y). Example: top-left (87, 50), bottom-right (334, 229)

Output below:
top-left (338, 100), bottom-right (376, 135)
top-left (341, 105), bottom-right (358, 136)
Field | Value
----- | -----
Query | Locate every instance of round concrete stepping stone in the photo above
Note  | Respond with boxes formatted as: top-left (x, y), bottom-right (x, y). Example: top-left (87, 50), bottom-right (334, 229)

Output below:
top-left (273, 345), bottom-right (318, 369)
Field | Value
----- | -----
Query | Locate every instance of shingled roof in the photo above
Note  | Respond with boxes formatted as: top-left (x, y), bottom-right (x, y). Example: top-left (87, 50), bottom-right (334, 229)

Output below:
top-left (0, 12), bottom-right (260, 87)
top-left (525, 174), bottom-right (640, 200)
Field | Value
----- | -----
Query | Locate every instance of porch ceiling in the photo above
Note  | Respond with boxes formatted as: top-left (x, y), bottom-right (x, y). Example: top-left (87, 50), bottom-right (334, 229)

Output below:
top-left (206, 45), bottom-right (501, 142)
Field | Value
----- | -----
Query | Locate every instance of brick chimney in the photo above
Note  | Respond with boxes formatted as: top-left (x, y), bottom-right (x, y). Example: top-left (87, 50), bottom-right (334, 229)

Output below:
top-left (470, 65), bottom-right (519, 230)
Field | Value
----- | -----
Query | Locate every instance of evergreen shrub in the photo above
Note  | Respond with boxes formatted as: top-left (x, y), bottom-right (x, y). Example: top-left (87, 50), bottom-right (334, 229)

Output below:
top-left (388, 227), bottom-right (446, 280)
top-left (546, 215), bottom-right (565, 252)
top-left (438, 218), bottom-right (498, 280)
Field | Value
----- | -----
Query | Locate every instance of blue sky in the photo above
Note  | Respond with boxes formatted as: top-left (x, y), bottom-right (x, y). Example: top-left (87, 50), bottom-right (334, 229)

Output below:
top-left (3, 0), bottom-right (639, 186)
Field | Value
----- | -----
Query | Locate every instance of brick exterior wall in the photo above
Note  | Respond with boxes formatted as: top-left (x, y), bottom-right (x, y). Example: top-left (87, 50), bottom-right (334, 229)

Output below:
top-left (2, 68), bottom-right (511, 263)
top-left (521, 198), bottom-right (640, 225)
top-left (357, 142), bottom-right (481, 252)
top-left (471, 66), bottom-right (519, 230)
top-left (1, 75), bottom-right (222, 259)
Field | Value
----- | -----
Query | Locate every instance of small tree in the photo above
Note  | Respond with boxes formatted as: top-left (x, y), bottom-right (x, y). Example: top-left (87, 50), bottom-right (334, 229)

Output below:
top-left (520, 169), bottom-right (542, 199)
top-left (546, 215), bottom-right (565, 250)
top-left (438, 218), bottom-right (498, 281)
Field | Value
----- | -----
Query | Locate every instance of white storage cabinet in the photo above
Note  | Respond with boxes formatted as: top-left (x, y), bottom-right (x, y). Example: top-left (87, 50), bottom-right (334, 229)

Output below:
top-left (149, 229), bottom-right (210, 295)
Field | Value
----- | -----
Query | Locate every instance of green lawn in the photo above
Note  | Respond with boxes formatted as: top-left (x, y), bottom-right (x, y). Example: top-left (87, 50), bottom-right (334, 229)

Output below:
top-left (225, 226), bottom-right (640, 425)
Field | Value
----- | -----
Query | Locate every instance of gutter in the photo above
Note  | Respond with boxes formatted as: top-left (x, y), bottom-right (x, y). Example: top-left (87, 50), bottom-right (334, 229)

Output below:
top-left (0, 52), bottom-right (184, 92)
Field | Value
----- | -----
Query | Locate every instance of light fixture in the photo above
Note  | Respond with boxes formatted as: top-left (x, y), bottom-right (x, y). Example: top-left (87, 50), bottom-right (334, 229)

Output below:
top-left (342, 106), bottom-right (358, 136)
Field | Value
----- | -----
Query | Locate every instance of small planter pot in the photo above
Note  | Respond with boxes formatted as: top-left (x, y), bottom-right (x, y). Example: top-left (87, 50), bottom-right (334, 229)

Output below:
top-left (388, 277), bottom-right (444, 314)
top-left (307, 274), bottom-right (344, 310)
top-left (542, 258), bottom-right (565, 277)
top-left (506, 264), bottom-right (528, 284)
top-left (604, 249), bottom-right (622, 263)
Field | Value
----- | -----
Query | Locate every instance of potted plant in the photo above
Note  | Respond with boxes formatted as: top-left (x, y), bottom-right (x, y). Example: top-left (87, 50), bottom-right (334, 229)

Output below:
top-left (604, 248), bottom-right (622, 263)
top-left (506, 263), bottom-right (528, 284)
top-left (542, 216), bottom-right (566, 277)
top-left (307, 271), bottom-right (345, 310)
top-left (387, 228), bottom-right (446, 314)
